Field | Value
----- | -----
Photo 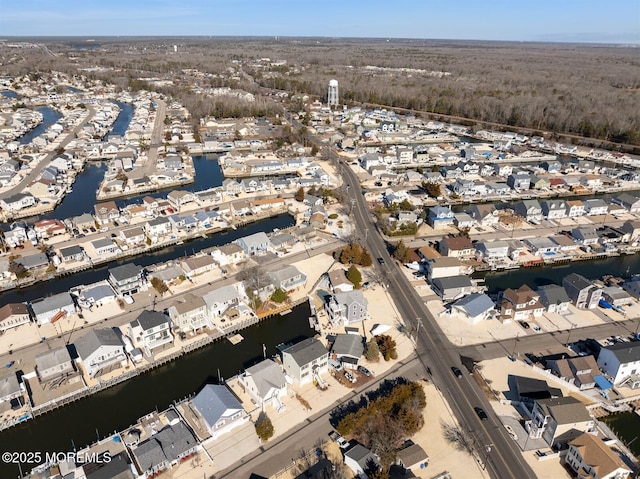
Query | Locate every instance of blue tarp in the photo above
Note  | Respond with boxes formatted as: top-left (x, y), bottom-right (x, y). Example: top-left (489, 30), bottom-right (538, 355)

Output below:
top-left (599, 298), bottom-right (613, 309)
top-left (594, 375), bottom-right (613, 390)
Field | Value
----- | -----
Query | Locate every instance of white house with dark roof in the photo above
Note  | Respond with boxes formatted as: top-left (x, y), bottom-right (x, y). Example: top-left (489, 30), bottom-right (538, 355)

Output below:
top-left (191, 384), bottom-right (249, 439)
top-left (128, 310), bottom-right (173, 356)
top-left (432, 275), bottom-right (474, 302)
top-left (203, 283), bottom-right (244, 317)
top-left (59, 245), bottom-right (85, 262)
top-left (108, 263), bottom-right (143, 297)
top-left (91, 238), bottom-right (120, 256)
top-left (238, 359), bottom-right (287, 411)
top-left (0, 192), bottom-right (36, 211)
top-left (541, 200), bottom-right (568, 220)
top-left (281, 338), bottom-right (329, 385)
top-left (527, 396), bottom-right (594, 448)
top-left (331, 334), bottom-right (364, 370)
top-left (119, 226), bottom-right (146, 246)
top-left (597, 342), bottom-right (640, 388)
top-left (613, 193), bottom-right (640, 214)
top-left (344, 444), bottom-right (380, 479)
top-left (30, 292), bottom-right (76, 326)
top-left (584, 199), bottom-right (609, 216)
top-left (144, 216), bottom-right (172, 240)
top-left (572, 227), bottom-right (599, 246)
top-left (74, 328), bottom-right (127, 378)
top-left (537, 284), bottom-right (572, 314)
top-left (0, 372), bottom-right (23, 405)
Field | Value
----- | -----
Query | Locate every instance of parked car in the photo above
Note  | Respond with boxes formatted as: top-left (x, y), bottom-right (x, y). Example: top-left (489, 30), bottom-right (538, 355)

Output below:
top-left (451, 366), bottom-right (463, 378)
top-left (329, 431), bottom-right (350, 450)
top-left (474, 407), bottom-right (488, 421)
top-left (520, 321), bottom-right (531, 329)
top-left (344, 371), bottom-right (356, 383)
top-left (358, 366), bottom-right (372, 377)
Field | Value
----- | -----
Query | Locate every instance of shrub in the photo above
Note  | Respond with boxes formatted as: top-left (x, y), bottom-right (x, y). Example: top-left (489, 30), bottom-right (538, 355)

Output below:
top-left (255, 412), bottom-right (274, 441)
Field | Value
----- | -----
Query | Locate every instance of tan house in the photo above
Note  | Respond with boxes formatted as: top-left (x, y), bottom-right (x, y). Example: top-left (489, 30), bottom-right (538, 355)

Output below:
top-left (94, 201), bottom-right (120, 225)
top-left (167, 293), bottom-right (211, 333)
top-left (0, 303), bottom-right (30, 332)
top-left (565, 433), bottom-right (631, 479)
top-left (180, 255), bottom-right (217, 278)
top-left (439, 235), bottom-right (475, 258)
top-left (119, 227), bottom-right (146, 246)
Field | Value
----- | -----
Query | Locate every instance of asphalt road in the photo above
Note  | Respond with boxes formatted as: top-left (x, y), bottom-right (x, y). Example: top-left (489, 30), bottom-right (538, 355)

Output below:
top-left (0, 106), bottom-right (95, 200)
top-left (327, 145), bottom-right (537, 479)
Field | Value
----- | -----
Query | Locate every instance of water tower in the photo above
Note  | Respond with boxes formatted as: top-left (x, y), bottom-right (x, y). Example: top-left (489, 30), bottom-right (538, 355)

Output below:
top-left (327, 79), bottom-right (339, 107)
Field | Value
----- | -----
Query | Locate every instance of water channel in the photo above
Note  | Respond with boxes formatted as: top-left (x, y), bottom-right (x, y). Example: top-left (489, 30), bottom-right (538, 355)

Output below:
top-left (18, 106), bottom-right (62, 145)
top-left (0, 302), bottom-right (315, 478)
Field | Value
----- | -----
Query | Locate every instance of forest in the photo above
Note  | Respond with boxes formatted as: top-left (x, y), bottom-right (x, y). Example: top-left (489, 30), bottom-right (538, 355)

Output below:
top-left (2, 37), bottom-right (638, 145)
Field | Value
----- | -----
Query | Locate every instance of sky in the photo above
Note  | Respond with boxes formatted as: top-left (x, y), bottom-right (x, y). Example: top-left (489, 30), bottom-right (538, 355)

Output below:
top-left (1, 0), bottom-right (639, 43)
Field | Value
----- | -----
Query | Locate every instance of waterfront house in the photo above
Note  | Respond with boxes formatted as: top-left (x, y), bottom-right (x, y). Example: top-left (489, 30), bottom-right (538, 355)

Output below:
top-left (142, 196), bottom-right (160, 215)
top-left (0, 303), bottom-right (30, 332)
top-left (541, 160), bottom-right (562, 173)
top-left (238, 359), bottom-right (288, 411)
top-left (326, 290), bottom-right (369, 326)
top-left (597, 342), bottom-right (640, 388)
top-left (619, 220), bottom-right (640, 242)
top-left (74, 328), bottom-right (127, 378)
top-left (328, 269), bottom-right (354, 293)
top-left (0, 192), bottom-right (36, 211)
top-left (119, 227), bottom-right (146, 246)
top-left (486, 181), bottom-right (511, 196)
top-left (541, 200), bottom-right (568, 220)
top-left (210, 243), bottom-right (246, 267)
top-left (451, 178), bottom-right (474, 196)
top-left (94, 201), bottom-right (120, 225)
top-left (16, 253), bottom-right (50, 271)
top-left (72, 213), bottom-right (95, 232)
top-left (331, 334), bottom-right (364, 370)
top-left (537, 284), bottom-right (572, 314)
top-left (432, 275), bottom-right (474, 302)
top-left (108, 263), bottom-right (143, 297)
top-left (427, 205), bottom-right (454, 229)
top-left (268, 265), bottom-right (307, 292)
top-left (235, 231), bottom-right (271, 256)
top-left (167, 293), bottom-right (211, 333)
top-left (0, 372), bottom-right (22, 405)
top-left (180, 255), bottom-right (217, 278)
top-left (548, 356), bottom-right (598, 390)
top-left (77, 282), bottom-right (116, 308)
top-left (474, 240), bottom-right (510, 260)
top-left (526, 396), bottom-right (594, 449)
top-left (128, 310), bottom-right (173, 356)
top-left (439, 235), bottom-right (475, 258)
top-left (59, 245), bottom-right (85, 262)
top-left (35, 346), bottom-right (74, 383)
top-left (566, 200), bottom-right (586, 218)
top-left (601, 286), bottom-right (633, 307)
top-left (524, 237), bottom-right (562, 255)
top-left (453, 212), bottom-right (476, 230)
top-left (167, 190), bottom-right (196, 212)
top-left (34, 219), bottom-right (66, 238)
top-left (450, 293), bottom-right (495, 324)
top-left (281, 338), bottom-right (329, 385)
top-left (231, 199), bottom-right (253, 216)
top-left (469, 204), bottom-right (499, 227)
top-left (132, 421), bottom-right (198, 476)
top-left (192, 384), bottom-right (250, 439)
top-left (550, 234), bottom-right (580, 253)
top-left (507, 173), bottom-right (530, 191)
top-left (145, 216), bottom-right (172, 239)
top-left (426, 257), bottom-right (462, 280)
top-left (565, 433), bottom-right (632, 479)
top-left (30, 292), bottom-right (76, 326)
top-left (91, 238), bottom-right (120, 256)
top-left (612, 193), bottom-right (640, 214)
top-left (514, 199), bottom-right (543, 222)
top-left (499, 285), bottom-right (544, 323)
top-left (584, 199), bottom-right (609, 216)
top-left (203, 283), bottom-right (244, 317)
top-left (270, 233), bottom-right (295, 252)
top-left (344, 444), bottom-right (380, 479)
top-left (572, 227), bottom-right (599, 246)
top-left (222, 178), bottom-right (243, 195)
top-left (563, 273), bottom-right (602, 309)
top-left (529, 175), bottom-right (550, 190)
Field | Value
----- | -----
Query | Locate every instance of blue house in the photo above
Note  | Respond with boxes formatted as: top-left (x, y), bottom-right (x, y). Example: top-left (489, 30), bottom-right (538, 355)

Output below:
top-left (427, 205), bottom-right (455, 229)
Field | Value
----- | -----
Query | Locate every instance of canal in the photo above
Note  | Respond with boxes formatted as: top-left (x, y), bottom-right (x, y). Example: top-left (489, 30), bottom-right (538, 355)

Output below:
top-left (480, 254), bottom-right (640, 294)
top-left (105, 101), bottom-right (133, 139)
top-left (18, 106), bottom-right (62, 145)
top-left (0, 213), bottom-right (294, 305)
top-left (601, 412), bottom-right (640, 457)
top-left (0, 302), bottom-right (316, 478)
top-left (41, 155), bottom-right (224, 220)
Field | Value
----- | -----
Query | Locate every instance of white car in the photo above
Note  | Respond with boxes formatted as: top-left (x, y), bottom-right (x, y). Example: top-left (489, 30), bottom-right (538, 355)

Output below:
top-left (504, 424), bottom-right (518, 441)
top-left (123, 295), bottom-right (134, 305)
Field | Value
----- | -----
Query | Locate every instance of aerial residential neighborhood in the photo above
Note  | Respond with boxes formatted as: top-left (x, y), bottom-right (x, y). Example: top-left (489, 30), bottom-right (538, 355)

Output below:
top-left (0, 6), bottom-right (639, 479)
